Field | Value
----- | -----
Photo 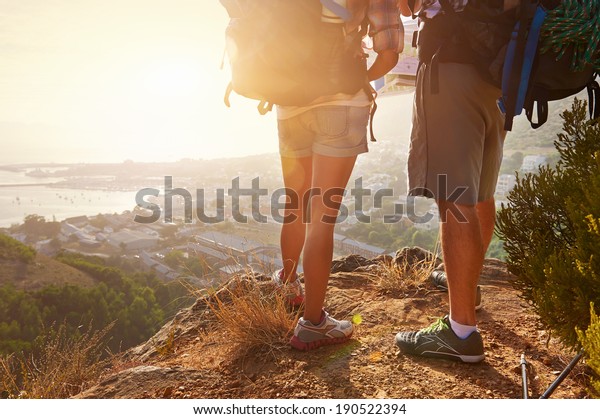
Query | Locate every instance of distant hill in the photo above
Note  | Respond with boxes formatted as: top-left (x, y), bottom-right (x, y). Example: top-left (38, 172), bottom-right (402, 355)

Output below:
top-left (0, 234), bottom-right (95, 290)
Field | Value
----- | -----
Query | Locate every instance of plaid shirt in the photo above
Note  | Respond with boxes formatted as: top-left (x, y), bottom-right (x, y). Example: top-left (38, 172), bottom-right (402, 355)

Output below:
top-left (343, 0), bottom-right (403, 53)
top-left (419, 0), bottom-right (468, 18)
top-left (277, 0), bottom-right (402, 117)
top-left (366, 0), bottom-right (404, 53)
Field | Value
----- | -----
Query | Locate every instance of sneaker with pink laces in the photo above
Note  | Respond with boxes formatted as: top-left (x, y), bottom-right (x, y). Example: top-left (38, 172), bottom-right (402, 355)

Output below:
top-left (290, 309), bottom-right (354, 351)
top-left (271, 269), bottom-right (304, 307)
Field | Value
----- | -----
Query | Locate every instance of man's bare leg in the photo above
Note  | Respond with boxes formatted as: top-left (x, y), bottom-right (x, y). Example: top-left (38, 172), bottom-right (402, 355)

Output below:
top-left (477, 198), bottom-right (496, 254)
top-left (438, 200), bottom-right (484, 326)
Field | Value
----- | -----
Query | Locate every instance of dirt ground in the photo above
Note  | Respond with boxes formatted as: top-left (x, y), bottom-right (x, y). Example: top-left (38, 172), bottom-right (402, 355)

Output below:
top-left (112, 258), bottom-right (591, 400)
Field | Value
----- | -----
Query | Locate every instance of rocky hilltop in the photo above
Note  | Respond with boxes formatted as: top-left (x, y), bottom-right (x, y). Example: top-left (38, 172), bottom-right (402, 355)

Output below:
top-left (75, 250), bottom-right (589, 399)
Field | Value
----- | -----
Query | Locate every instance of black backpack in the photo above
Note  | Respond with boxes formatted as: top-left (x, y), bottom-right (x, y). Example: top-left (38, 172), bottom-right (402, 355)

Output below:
top-left (414, 0), bottom-right (599, 131)
top-left (219, 0), bottom-right (370, 114)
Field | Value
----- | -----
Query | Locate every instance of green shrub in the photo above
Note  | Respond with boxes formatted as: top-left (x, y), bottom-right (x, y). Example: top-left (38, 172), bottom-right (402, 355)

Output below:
top-left (0, 233), bottom-right (36, 263)
top-left (577, 303), bottom-right (600, 398)
top-left (496, 99), bottom-right (600, 349)
top-left (0, 253), bottom-right (175, 355)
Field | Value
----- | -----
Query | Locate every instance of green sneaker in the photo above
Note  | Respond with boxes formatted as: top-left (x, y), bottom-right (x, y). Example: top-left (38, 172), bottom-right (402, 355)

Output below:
top-left (395, 315), bottom-right (485, 363)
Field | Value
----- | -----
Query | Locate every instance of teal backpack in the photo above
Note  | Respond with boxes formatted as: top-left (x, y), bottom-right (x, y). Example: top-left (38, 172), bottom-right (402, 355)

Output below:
top-left (413, 0), bottom-right (599, 130)
top-left (498, 0), bottom-right (599, 130)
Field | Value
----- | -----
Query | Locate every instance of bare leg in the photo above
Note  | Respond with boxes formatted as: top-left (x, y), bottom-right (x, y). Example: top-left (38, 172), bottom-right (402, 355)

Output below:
top-left (302, 154), bottom-right (357, 324)
top-left (477, 198), bottom-right (496, 253)
top-left (438, 200), bottom-right (484, 326)
top-left (279, 156), bottom-right (312, 281)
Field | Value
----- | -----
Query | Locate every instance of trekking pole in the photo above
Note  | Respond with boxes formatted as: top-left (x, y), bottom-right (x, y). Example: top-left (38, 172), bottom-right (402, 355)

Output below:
top-left (539, 350), bottom-right (584, 399)
top-left (520, 354), bottom-right (528, 399)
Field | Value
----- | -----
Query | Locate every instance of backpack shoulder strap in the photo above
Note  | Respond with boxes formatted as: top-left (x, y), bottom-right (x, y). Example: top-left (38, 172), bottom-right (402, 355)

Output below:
top-left (320, 0), bottom-right (352, 22)
top-left (426, 0), bottom-right (457, 94)
top-left (588, 77), bottom-right (600, 122)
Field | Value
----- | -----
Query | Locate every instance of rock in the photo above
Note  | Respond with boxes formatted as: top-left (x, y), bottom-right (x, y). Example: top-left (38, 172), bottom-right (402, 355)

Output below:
top-left (73, 366), bottom-right (206, 399)
top-left (393, 247), bottom-right (441, 270)
top-left (374, 389), bottom-right (388, 399)
top-left (330, 255), bottom-right (376, 273)
top-left (125, 275), bottom-right (276, 362)
top-left (480, 258), bottom-right (515, 282)
top-left (373, 254), bottom-right (393, 265)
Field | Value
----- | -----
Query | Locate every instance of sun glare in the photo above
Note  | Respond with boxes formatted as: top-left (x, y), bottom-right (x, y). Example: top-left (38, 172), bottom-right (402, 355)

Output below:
top-left (1, 1), bottom-right (281, 163)
top-left (141, 61), bottom-right (203, 97)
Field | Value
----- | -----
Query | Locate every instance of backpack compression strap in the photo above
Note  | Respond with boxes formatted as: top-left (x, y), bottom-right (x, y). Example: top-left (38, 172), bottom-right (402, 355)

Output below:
top-left (498, 1), bottom-right (544, 131)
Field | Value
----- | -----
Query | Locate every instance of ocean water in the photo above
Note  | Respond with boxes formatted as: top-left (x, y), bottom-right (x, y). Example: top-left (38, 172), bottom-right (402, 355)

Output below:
top-left (0, 170), bottom-right (137, 227)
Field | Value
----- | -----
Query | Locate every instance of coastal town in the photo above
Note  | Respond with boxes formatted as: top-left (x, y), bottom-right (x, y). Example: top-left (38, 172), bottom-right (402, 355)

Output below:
top-left (2, 209), bottom-right (390, 291)
top-left (0, 151), bottom-right (548, 292)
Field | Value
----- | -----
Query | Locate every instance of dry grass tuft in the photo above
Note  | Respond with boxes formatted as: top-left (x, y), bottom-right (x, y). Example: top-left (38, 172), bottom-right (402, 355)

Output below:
top-left (205, 273), bottom-right (300, 358)
top-left (0, 322), bottom-right (113, 399)
top-left (373, 251), bottom-right (439, 296)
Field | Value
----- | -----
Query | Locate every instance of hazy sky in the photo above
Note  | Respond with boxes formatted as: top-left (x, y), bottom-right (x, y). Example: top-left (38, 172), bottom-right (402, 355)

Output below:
top-left (0, 1), bottom-right (414, 165)
top-left (0, 0), bottom-right (281, 164)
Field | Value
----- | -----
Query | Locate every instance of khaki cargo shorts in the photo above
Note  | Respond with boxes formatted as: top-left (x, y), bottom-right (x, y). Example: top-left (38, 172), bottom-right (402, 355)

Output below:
top-left (407, 62), bottom-right (507, 205)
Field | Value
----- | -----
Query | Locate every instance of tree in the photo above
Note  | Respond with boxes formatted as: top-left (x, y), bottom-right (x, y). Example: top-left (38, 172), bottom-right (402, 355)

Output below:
top-left (20, 214), bottom-right (60, 239)
top-left (500, 151), bottom-right (524, 175)
top-left (411, 229), bottom-right (434, 249)
top-left (161, 224), bottom-right (179, 240)
top-left (496, 99), bottom-right (600, 349)
top-left (164, 250), bottom-right (185, 269)
top-left (577, 304), bottom-right (600, 397)
top-left (0, 233), bottom-right (36, 263)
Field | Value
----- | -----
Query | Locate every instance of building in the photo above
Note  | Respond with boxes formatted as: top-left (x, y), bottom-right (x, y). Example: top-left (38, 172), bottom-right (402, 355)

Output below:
top-left (196, 231), bottom-right (263, 258)
top-left (521, 155), bottom-right (548, 174)
top-left (414, 203), bottom-right (440, 231)
top-left (187, 242), bottom-right (236, 267)
top-left (64, 215), bottom-right (89, 228)
top-left (190, 232), bottom-right (284, 275)
top-left (495, 174), bottom-right (517, 196)
top-left (139, 251), bottom-right (179, 281)
top-left (333, 235), bottom-right (385, 259)
top-left (107, 229), bottom-right (159, 251)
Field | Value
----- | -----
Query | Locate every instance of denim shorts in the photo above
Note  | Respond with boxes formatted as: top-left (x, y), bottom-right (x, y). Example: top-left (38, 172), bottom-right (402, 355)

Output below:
top-left (277, 105), bottom-right (370, 158)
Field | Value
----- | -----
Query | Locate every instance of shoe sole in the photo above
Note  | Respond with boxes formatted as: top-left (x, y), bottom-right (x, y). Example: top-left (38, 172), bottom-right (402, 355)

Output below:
top-left (290, 333), bottom-right (352, 351)
top-left (395, 336), bottom-right (485, 363)
top-left (419, 350), bottom-right (485, 363)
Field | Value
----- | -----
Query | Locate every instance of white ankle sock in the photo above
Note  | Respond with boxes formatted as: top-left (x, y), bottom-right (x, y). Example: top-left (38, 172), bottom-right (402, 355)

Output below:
top-left (449, 317), bottom-right (477, 339)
